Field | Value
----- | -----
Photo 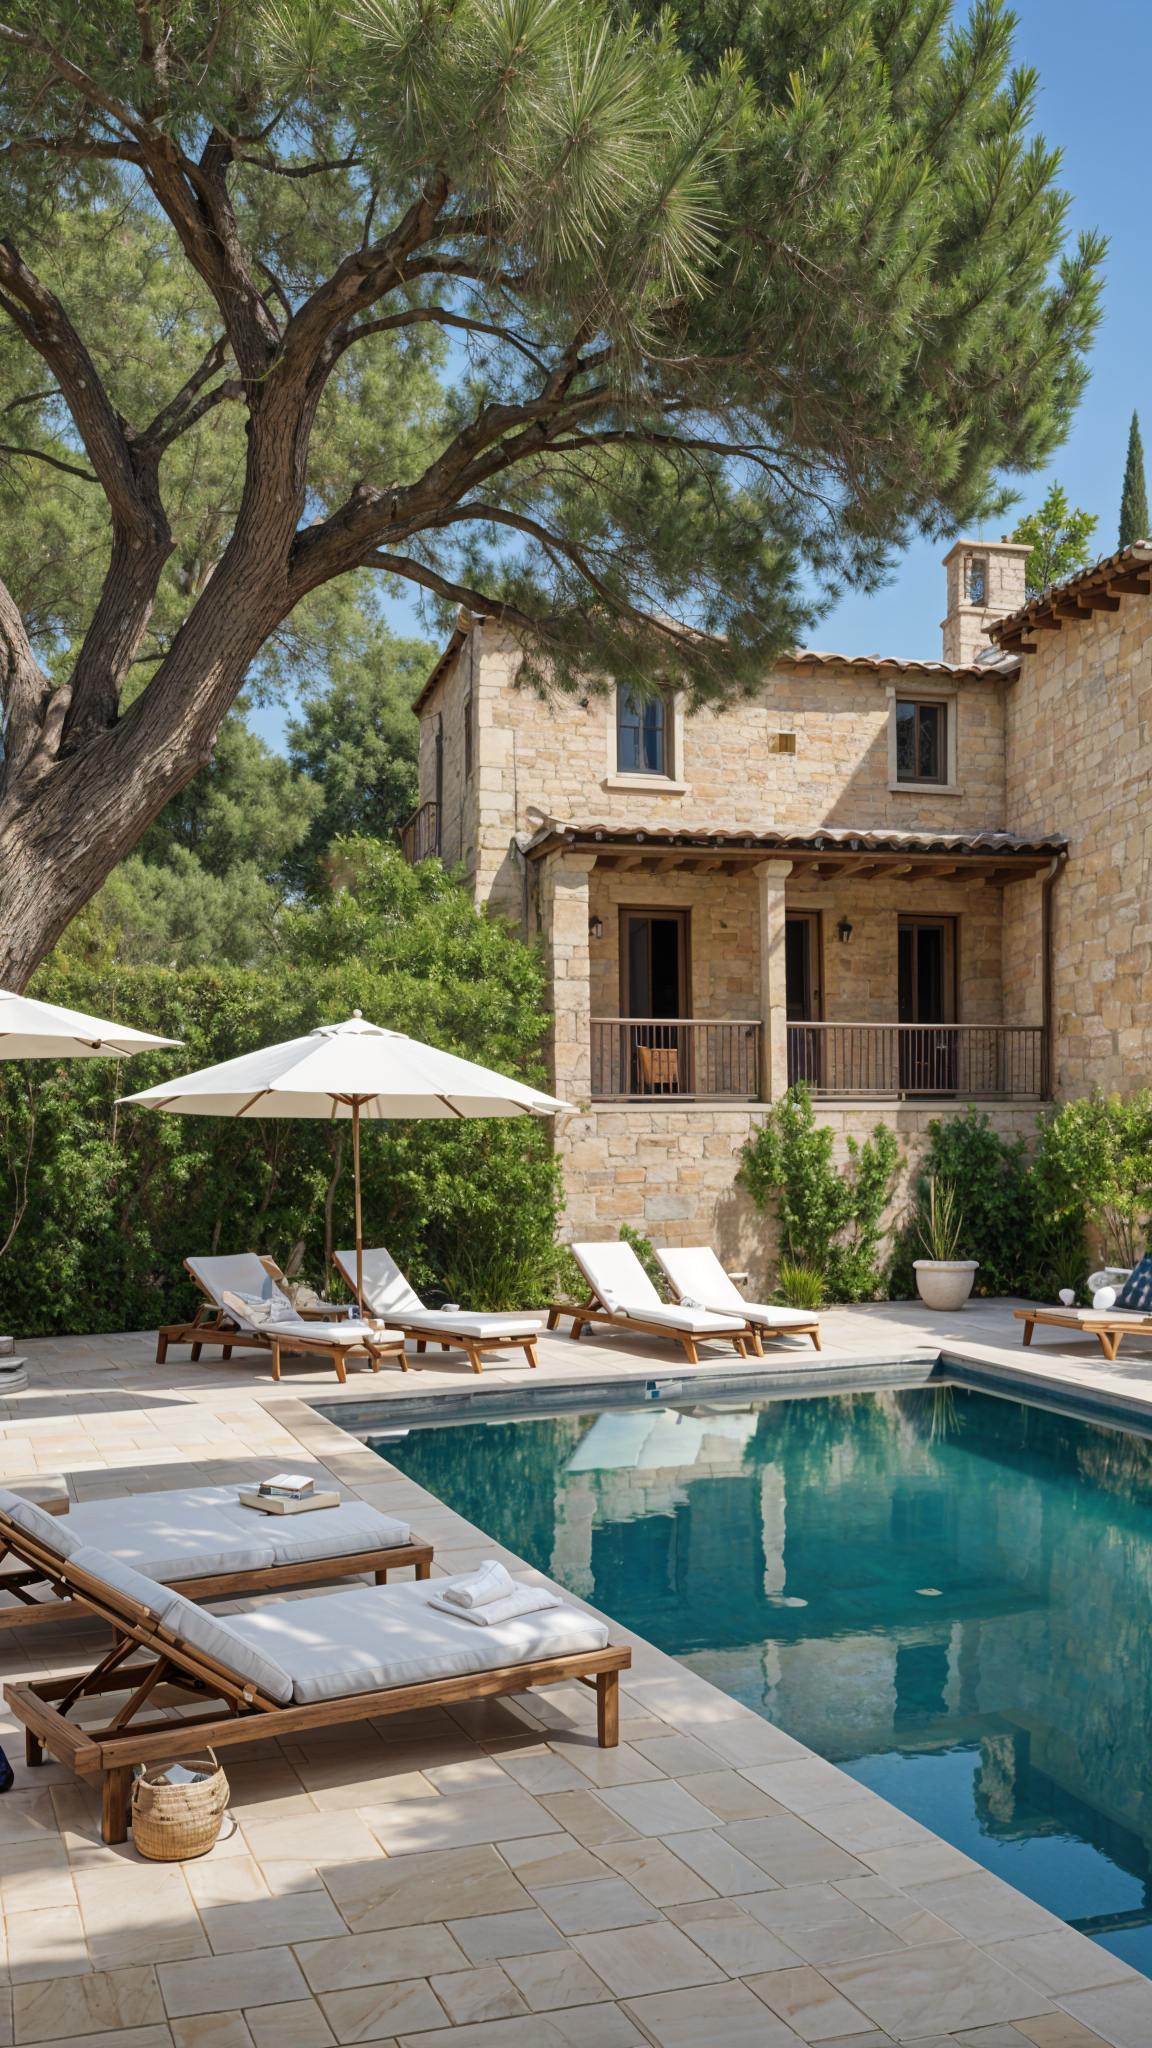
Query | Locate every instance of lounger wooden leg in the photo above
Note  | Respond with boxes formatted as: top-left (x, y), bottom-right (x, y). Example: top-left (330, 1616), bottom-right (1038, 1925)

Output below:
top-left (1100, 1331), bottom-right (1121, 1362)
top-left (416, 1339), bottom-right (426, 1354)
top-left (441, 1343), bottom-right (450, 1353)
top-left (155, 1334), bottom-right (168, 1364)
top-left (25, 1727), bottom-right (43, 1767)
top-left (733, 1336), bottom-right (747, 1359)
top-left (524, 1340), bottom-right (538, 1369)
top-left (333, 1349), bottom-right (347, 1385)
top-left (681, 1337), bottom-right (699, 1365)
top-left (464, 1340), bottom-right (483, 1376)
top-left (222, 1344), bottom-right (232, 1360)
top-left (190, 1342), bottom-right (202, 1361)
top-left (749, 1328), bottom-right (764, 1358)
top-left (811, 1331), bottom-right (822, 1351)
top-left (102, 1764), bottom-right (132, 1846)
top-left (270, 1340), bottom-right (281, 1381)
top-left (571, 1316), bottom-right (585, 1339)
top-left (597, 1669), bottom-right (619, 1747)
top-left (415, 1559), bottom-right (431, 1580)
top-left (547, 1309), bottom-right (560, 1330)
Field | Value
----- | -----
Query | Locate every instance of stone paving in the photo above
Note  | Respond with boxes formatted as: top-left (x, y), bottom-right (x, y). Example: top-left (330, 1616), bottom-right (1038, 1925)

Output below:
top-left (3, 1300), bottom-right (1152, 2048)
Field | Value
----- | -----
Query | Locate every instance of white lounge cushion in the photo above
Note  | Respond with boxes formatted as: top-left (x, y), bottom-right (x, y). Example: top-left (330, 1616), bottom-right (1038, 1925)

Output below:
top-left (216, 1496), bottom-right (411, 1566)
top-left (1030, 1306), bottom-right (1152, 1326)
top-left (69, 1544), bottom-right (294, 1702)
top-left (224, 1579), bottom-right (609, 1705)
top-left (572, 1239), bottom-right (663, 1313)
top-left (391, 1310), bottom-right (544, 1339)
top-left (69, 1492), bottom-right (276, 1580)
top-left (336, 1245), bottom-right (425, 1317)
top-left (0, 1489), bottom-right (82, 1559)
top-left (657, 1247), bottom-right (818, 1327)
top-left (616, 1301), bottom-right (746, 1335)
top-left (187, 1252), bottom-right (282, 1308)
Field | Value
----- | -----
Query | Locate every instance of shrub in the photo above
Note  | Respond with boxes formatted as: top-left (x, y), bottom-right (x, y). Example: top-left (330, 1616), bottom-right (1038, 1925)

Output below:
top-left (738, 1084), bottom-right (900, 1302)
top-left (887, 1107), bottom-right (1040, 1299)
top-left (775, 1259), bottom-right (825, 1310)
top-left (1031, 1090), bottom-right (1152, 1271)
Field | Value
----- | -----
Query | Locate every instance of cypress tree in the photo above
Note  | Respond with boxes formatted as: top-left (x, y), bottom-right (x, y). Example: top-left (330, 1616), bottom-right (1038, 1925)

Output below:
top-left (1119, 412), bottom-right (1149, 547)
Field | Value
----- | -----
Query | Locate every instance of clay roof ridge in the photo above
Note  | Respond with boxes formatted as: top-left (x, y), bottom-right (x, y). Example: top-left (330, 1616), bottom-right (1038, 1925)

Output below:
top-left (991, 538), bottom-right (1152, 641)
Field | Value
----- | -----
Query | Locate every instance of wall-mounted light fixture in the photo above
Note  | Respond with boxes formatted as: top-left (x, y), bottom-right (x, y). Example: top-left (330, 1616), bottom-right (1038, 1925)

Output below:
top-left (836, 916), bottom-right (854, 945)
top-left (589, 916), bottom-right (604, 941)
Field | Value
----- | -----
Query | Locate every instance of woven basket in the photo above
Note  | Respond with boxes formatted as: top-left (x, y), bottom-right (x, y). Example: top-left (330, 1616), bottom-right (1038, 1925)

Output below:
top-left (130, 1751), bottom-right (229, 1861)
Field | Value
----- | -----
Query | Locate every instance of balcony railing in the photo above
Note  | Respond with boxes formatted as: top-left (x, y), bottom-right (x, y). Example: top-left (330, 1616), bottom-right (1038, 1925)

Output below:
top-left (592, 1019), bottom-right (761, 1100)
top-left (787, 1023), bottom-right (1046, 1099)
top-left (399, 800), bottom-right (440, 865)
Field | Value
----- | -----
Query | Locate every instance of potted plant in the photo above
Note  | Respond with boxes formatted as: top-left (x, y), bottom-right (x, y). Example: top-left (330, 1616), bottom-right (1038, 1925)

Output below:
top-left (913, 1177), bottom-right (978, 1310)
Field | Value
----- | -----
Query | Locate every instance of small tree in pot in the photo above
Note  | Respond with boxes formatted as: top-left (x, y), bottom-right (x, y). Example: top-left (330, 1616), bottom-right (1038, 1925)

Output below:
top-left (914, 1178), bottom-right (978, 1311)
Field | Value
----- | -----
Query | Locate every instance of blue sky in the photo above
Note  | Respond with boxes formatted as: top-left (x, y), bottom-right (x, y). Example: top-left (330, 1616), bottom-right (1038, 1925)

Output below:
top-left (252, 0), bottom-right (1149, 748)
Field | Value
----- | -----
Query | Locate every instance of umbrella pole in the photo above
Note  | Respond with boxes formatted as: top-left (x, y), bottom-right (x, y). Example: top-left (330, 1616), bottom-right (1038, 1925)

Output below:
top-left (353, 1100), bottom-right (363, 1311)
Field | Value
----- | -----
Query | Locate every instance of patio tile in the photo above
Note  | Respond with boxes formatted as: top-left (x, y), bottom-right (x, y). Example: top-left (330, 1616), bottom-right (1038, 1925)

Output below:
top-left (199, 1891), bottom-right (348, 1954)
top-left (496, 1753), bottom-right (592, 1795)
top-left (741, 1761), bottom-right (860, 1815)
top-left (321, 1843), bottom-right (529, 1932)
top-left (746, 1964), bottom-right (876, 2039)
top-left (244, 2000), bottom-right (337, 2047)
top-left (157, 1949), bottom-right (310, 2018)
top-left (799, 1798), bottom-right (935, 1857)
top-left (497, 1834), bottom-right (607, 1888)
top-left (549, 1741), bottom-right (667, 1789)
top-left (568, 1924), bottom-right (726, 1998)
top-left (531, 1876), bottom-right (662, 1935)
top-left (718, 1819), bottom-right (867, 1886)
top-left (822, 1941), bottom-right (1054, 2035)
top-left (6, 1906), bottom-right (90, 1984)
top-left (427, 1966), bottom-right (527, 2024)
top-left (628, 1736), bottom-right (730, 1778)
top-left (546, 2004), bottom-right (648, 2046)
top-left (536, 1791), bottom-right (639, 1846)
top-left (73, 1864), bottom-right (207, 1969)
top-left (239, 1814), bottom-right (383, 1868)
top-left (859, 1841), bottom-right (980, 1889)
top-left (661, 1827), bottom-right (779, 1897)
top-left (318, 1975), bottom-right (448, 2041)
top-left (393, 2019), bottom-right (567, 2048)
top-left (446, 1909), bottom-right (569, 1962)
top-left (596, 1783), bottom-right (725, 1838)
top-left (168, 2016), bottom-right (254, 2048)
top-left (1015, 2017), bottom-right (1119, 2046)
top-left (500, 1949), bottom-right (613, 2012)
top-left (675, 1911), bottom-right (803, 1977)
top-left (903, 1873), bottom-right (1066, 1945)
top-left (677, 1771), bottom-right (788, 1823)
top-left (364, 1786), bottom-right (554, 1854)
top-left (15, 2032), bottom-right (172, 2048)
top-left (984, 1934), bottom-right (1139, 1997)
top-left (295, 1925), bottom-right (467, 1994)
top-left (13, 1966), bottom-right (165, 2043)
top-left (594, 1838), bottom-right (716, 1907)
top-left (748, 1885), bottom-right (874, 1936)
top-left (182, 1857), bottom-right (270, 1908)
top-left (625, 1979), bottom-right (807, 2047)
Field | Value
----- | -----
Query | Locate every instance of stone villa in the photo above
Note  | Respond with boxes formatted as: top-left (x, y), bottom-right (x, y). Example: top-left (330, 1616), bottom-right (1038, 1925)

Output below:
top-left (405, 539), bottom-right (1152, 1281)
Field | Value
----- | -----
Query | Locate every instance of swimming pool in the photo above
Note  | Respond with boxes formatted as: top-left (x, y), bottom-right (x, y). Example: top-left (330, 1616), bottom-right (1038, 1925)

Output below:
top-left (379, 1384), bottom-right (1152, 1974)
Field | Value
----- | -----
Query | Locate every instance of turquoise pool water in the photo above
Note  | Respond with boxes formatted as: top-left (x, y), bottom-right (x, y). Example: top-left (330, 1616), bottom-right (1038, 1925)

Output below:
top-left (380, 1385), bottom-right (1152, 1972)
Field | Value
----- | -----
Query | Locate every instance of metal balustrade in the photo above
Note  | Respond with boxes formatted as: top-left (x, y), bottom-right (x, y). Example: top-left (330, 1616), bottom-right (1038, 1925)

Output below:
top-left (591, 1020), bottom-right (762, 1100)
top-left (787, 1023), bottom-right (1046, 1098)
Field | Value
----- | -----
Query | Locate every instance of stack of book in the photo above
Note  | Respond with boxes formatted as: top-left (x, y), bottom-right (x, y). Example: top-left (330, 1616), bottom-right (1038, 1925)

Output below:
top-left (236, 1471), bottom-right (340, 1515)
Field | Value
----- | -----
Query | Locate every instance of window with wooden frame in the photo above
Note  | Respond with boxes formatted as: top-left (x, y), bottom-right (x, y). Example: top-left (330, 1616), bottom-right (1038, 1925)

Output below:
top-left (616, 686), bottom-right (668, 776)
top-left (895, 699), bottom-right (947, 784)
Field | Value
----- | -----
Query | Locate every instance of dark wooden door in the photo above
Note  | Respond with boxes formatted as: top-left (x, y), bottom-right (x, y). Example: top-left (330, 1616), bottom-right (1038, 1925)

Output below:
top-left (898, 919), bottom-right (956, 1091)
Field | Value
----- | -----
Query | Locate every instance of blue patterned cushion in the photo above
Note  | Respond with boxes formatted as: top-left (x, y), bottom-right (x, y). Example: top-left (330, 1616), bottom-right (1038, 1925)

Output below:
top-left (1117, 1256), bottom-right (1152, 1311)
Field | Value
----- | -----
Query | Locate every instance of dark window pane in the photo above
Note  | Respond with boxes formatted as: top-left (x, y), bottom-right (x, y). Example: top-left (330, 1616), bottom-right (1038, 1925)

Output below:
top-left (618, 687), bottom-right (665, 774)
top-left (968, 557), bottom-right (986, 604)
top-left (918, 703), bottom-right (941, 779)
top-left (895, 701), bottom-right (916, 779)
top-left (617, 687), bottom-right (640, 771)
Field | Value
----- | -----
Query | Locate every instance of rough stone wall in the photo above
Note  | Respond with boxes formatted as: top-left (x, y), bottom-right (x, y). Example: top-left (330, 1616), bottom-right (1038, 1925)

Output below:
top-left (558, 1100), bottom-right (1039, 1295)
top-left (415, 629), bottom-right (481, 880)
top-left (414, 622), bottom-right (1010, 933)
top-left (1003, 594), bottom-right (1152, 1095)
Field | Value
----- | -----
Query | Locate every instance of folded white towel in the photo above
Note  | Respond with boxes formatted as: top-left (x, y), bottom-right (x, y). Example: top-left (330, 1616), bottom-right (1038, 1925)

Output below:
top-left (429, 1584), bottom-right (563, 1627)
top-left (441, 1559), bottom-right (516, 1609)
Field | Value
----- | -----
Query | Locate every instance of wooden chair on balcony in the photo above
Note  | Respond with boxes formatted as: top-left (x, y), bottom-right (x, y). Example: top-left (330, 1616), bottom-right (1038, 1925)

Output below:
top-left (636, 1043), bottom-right (681, 1092)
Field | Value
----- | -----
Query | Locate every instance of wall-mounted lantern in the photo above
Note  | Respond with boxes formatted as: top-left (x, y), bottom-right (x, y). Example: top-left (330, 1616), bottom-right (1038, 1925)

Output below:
top-left (836, 916), bottom-right (854, 945)
top-left (589, 917), bottom-right (604, 941)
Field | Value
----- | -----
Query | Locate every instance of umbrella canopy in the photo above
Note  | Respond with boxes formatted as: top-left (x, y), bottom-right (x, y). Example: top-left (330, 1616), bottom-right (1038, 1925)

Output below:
top-left (119, 1013), bottom-right (573, 1308)
top-left (117, 1013), bottom-right (571, 1120)
top-left (0, 988), bottom-right (182, 1059)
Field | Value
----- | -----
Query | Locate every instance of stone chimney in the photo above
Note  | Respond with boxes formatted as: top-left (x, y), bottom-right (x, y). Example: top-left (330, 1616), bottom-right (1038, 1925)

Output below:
top-left (941, 538), bottom-right (1029, 664)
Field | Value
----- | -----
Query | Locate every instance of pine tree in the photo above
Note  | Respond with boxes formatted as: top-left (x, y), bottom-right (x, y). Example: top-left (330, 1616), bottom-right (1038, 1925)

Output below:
top-left (1119, 413), bottom-right (1149, 548)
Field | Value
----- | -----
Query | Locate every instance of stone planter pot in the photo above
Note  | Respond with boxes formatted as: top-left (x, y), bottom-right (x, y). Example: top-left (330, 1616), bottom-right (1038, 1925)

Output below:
top-left (914, 1260), bottom-right (978, 1311)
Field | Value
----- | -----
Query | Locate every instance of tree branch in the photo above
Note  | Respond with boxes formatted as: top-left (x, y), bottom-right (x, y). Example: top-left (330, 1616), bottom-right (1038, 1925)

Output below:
top-left (337, 306), bottom-right (548, 372)
top-left (0, 439), bottom-right (97, 482)
top-left (360, 552), bottom-right (542, 635)
top-left (237, 150), bottom-right (362, 179)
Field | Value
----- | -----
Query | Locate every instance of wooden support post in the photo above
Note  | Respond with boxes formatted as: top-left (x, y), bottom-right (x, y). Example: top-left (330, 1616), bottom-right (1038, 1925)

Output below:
top-left (102, 1765), bottom-right (133, 1846)
top-left (597, 1668), bottom-right (619, 1747)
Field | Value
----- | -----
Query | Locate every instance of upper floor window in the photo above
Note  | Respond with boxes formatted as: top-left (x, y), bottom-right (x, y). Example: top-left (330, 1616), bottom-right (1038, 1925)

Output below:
top-left (967, 555), bottom-right (987, 605)
top-left (895, 700), bottom-right (947, 783)
top-left (617, 687), bottom-right (666, 775)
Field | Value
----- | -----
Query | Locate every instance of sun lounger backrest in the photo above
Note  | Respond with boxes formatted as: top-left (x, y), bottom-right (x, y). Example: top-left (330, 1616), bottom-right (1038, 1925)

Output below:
top-left (67, 1545), bottom-right (294, 1702)
top-left (335, 1246), bottom-right (424, 1317)
top-left (187, 1252), bottom-right (279, 1308)
top-left (571, 1241), bottom-right (661, 1312)
top-left (657, 1246), bottom-right (745, 1315)
top-left (0, 1488), bottom-right (81, 1559)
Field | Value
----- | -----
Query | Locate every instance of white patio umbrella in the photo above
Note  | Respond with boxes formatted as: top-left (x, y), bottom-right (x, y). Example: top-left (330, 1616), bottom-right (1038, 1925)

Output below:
top-left (118, 1012), bottom-right (573, 1307)
top-left (0, 988), bottom-right (182, 1058)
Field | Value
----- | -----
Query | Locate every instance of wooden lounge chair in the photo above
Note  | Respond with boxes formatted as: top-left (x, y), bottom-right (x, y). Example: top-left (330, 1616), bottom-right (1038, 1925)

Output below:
top-left (0, 1484), bottom-right (433, 1635)
top-left (335, 1246), bottom-right (545, 1375)
top-left (547, 1241), bottom-right (750, 1366)
top-left (156, 1253), bottom-right (407, 1383)
top-left (5, 1538), bottom-right (629, 1843)
top-left (656, 1246), bottom-right (822, 1354)
top-left (1015, 1305), bottom-right (1152, 1362)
